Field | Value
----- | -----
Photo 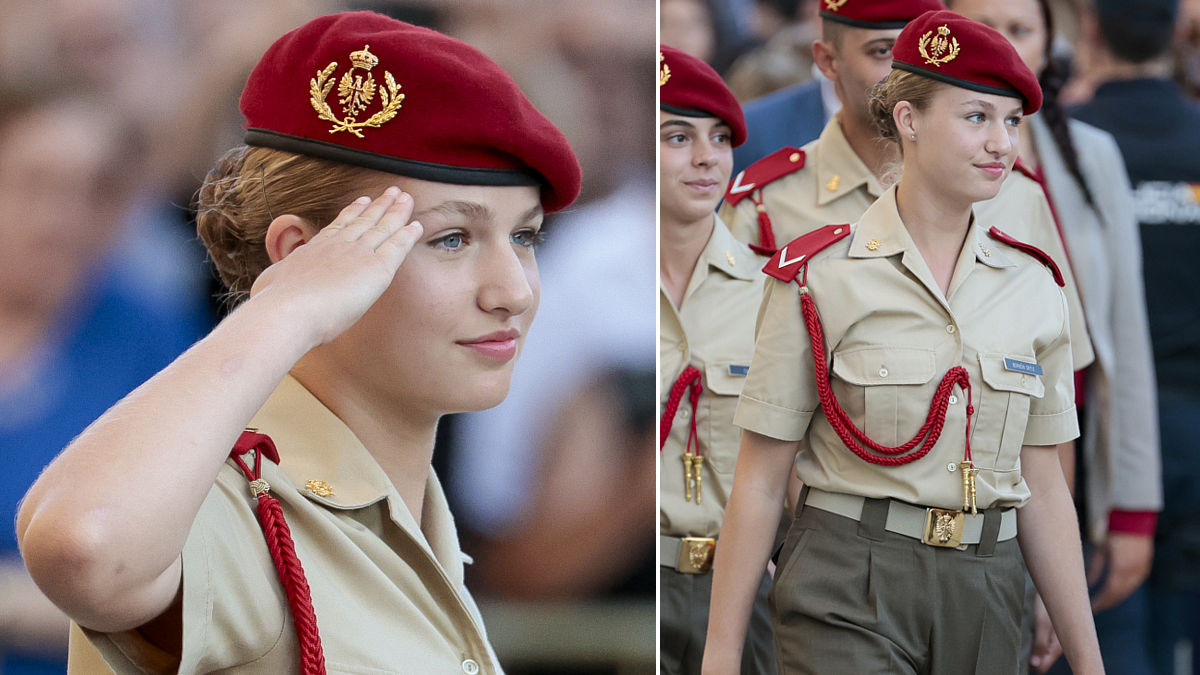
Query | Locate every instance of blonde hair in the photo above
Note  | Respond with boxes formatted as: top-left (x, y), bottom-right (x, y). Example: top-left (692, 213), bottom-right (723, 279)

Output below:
top-left (867, 69), bottom-right (947, 144)
top-left (195, 147), bottom-right (380, 304)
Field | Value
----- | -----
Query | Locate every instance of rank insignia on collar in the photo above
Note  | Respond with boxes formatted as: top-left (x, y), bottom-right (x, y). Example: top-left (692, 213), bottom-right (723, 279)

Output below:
top-left (310, 44), bottom-right (405, 138)
top-left (919, 25), bottom-right (960, 67)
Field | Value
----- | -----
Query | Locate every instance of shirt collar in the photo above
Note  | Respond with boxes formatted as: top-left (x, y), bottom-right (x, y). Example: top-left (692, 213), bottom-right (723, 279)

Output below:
top-left (249, 374), bottom-right (393, 509)
top-left (814, 113), bottom-right (885, 207)
top-left (703, 214), bottom-right (761, 281)
top-left (848, 185), bottom-right (1015, 269)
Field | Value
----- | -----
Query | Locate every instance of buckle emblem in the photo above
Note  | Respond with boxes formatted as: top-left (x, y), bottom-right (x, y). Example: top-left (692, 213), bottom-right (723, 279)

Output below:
top-left (923, 508), bottom-right (965, 547)
top-left (677, 537), bottom-right (716, 574)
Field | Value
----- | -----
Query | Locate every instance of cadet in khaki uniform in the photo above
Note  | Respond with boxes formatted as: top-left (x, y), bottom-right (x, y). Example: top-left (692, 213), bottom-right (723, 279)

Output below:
top-left (658, 45), bottom-right (774, 675)
top-left (718, 0), bottom-right (1095, 373)
top-left (703, 11), bottom-right (1104, 675)
top-left (16, 12), bottom-right (581, 674)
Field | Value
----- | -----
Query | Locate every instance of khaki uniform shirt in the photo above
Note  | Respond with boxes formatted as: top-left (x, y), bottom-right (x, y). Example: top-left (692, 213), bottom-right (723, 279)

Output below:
top-left (720, 114), bottom-right (1095, 370)
top-left (71, 375), bottom-right (501, 674)
top-left (734, 186), bottom-right (1080, 510)
top-left (660, 217), bottom-right (765, 538)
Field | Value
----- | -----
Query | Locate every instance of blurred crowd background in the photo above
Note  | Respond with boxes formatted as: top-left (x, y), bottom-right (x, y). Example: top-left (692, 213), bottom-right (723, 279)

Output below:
top-left (0, 1), bottom-right (654, 673)
top-left (661, 0), bottom-right (1200, 105)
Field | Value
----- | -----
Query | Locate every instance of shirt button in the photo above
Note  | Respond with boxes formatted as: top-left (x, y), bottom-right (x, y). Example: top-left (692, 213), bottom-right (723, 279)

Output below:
top-left (949, 395), bottom-right (958, 405)
top-left (946, 324), bottom-right (957, 334)
top-left (462, 659), bottom-right (480, 674)
top-left (878, 367), bottom-right (889, 377)
top-left (679, 408), bottom-right (690, 419)
top-left (947, 462), bottom-right (958, 472)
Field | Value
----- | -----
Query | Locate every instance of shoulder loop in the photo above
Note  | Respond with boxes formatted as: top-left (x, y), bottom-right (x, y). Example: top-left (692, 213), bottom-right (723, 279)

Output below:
top-left (987, 226), bottom-right (1065, 287)
top-left (724, 146), bottom-right (806, 206)
top-left (762, 224), bottom-right (851, 283)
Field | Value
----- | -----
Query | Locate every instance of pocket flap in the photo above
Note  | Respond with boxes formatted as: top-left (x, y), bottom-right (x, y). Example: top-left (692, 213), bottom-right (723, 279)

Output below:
top-left (831, 347), bottom-right (936, 386)
top-left (705, 362), bottom-right (750, 395)
top-left (978, 353), bottom-right (1045, 398)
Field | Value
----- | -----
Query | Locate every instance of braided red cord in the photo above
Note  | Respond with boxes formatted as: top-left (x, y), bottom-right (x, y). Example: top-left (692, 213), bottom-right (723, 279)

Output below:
top-left (800, 289), bottom-right (975, 466)
top-left (752, 192), bottom-right (777, 252)
top-left (230, 432), bottom-right (326, 675)
top-left (660, 366), bottom-right (702, 452)
top-left (255, 493), bottom-right (326, 675)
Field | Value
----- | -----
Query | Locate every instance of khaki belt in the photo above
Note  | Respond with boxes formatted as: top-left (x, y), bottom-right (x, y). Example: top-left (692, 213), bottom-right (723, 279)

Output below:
top-left (660, 535), bottom-right (716, 574)
top-left (803, 487), bottom-right (1017, 548)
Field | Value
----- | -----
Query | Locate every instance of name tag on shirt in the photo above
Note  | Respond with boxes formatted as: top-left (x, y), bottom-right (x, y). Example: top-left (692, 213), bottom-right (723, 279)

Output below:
top-left (1003, 358), bottom-right (1043, 376)
top-left (728, 364), bottom-right (750, 377)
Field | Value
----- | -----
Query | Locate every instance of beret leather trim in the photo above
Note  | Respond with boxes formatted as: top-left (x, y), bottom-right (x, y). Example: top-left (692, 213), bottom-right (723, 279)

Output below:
top-left (659, 102), bottom-right (718, 118)
top-left (820, 12), bottom-right (910, 29)
top-left (891, 61), bottom-right (1022, 100)
top-left (245, 128), bottom-right (544, 187)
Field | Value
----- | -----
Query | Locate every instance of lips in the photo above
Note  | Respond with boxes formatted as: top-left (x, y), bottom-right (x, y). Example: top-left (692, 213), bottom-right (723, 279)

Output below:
top-left (976, 162), bottom-right (1006, 178)
top-left (458, 329), bottom-right (520, 362)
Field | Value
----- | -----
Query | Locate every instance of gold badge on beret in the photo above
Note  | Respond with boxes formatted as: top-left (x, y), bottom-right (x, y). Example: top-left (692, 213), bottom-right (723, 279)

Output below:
top-left (658, 52), bottom-right (671, 87)
top-left (919, 25), bottom-right (960, 67)
top-left (825, 0), bottom-right (849, 11)
top-left (310, 44), bottom-right (405, 138)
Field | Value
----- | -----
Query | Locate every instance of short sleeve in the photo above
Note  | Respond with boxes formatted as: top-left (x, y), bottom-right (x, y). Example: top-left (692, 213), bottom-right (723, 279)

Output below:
top-left (734, 278), bottom-right (819, 441)
top-left (1023, 289), bottom-right (1081, 446)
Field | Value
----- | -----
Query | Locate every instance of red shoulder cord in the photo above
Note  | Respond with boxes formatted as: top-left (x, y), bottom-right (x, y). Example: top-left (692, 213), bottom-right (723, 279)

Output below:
top-left (660, 366), bottom-right (702, 455)
top-left (797, 267), bottom-right (975, 467)
top-left (230, 430), bottom-right (326, 675)
top-left (751, 192), bottom-right (777, 253)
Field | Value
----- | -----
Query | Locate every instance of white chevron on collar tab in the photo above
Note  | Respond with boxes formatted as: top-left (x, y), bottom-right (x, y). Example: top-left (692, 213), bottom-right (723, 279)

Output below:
top-left (778, 246), bottom-right (806, 267)
top-left (727, 171), bottom-right (756, 194)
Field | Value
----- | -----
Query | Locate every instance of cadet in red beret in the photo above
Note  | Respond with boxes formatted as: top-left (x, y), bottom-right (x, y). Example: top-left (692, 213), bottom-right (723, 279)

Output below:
top-left (658, 44), bottom-right (774, 675)
top-left (705, 10), bottom-right (1105, 675)
top-left (18, 11), bottom-right (580, 674)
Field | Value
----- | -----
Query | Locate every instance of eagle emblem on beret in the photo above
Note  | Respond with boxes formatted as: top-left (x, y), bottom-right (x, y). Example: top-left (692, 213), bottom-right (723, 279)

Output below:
top-left (658, 52), bottom-right (671, 87)
top-left (919, 25), bottom-right (960, 67)
top-left (824, 0), bottom-right (849, 11)
top-left (310, 45), bottom-right (405, 138)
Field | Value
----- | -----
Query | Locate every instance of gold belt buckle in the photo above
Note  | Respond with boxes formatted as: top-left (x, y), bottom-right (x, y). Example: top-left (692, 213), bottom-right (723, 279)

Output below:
top-left (677, 537), bottom-right (716, 574)
top-left (923, 508), bottom-right (965, 548)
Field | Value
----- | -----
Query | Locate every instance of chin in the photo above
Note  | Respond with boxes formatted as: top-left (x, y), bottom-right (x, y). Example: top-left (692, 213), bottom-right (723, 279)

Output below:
top-left (441, 375), bottom-right (514, 414)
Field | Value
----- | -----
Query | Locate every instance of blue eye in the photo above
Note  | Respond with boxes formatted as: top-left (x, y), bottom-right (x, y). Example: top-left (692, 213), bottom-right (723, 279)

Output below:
top-left (966, 112), bottom-right (985, 123)
top-left (512, 229), bottom-right (545, 249)
top-left (1007, 115), bottom-right (1024, 128)
top-left (435, 232), bottom-right (466, 250)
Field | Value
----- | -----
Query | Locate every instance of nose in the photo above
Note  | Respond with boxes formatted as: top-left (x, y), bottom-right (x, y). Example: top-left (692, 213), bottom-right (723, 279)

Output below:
top-left (477, 242), bottom-right (536, 317)
top-left (693, 137), bottom-right (718, 167)
top-left (985, 120), bottom-right (1015, 157)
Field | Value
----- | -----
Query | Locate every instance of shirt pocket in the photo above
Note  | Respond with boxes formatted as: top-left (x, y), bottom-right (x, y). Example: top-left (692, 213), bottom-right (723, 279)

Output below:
top-left (704, 362), bottom-right (749, 473)
top-left (975, 353), bottom-right (1045, 470)
top-left (831, 347), bottom-right (937, 447)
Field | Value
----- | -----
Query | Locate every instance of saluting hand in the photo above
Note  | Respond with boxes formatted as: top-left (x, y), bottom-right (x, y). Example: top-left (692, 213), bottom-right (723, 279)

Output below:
top-left (247, 186), bottom-right (423, 349)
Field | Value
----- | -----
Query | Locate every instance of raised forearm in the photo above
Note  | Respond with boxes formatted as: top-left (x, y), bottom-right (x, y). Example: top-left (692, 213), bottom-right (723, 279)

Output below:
top-left (16, 295), bottom-right (315, 631)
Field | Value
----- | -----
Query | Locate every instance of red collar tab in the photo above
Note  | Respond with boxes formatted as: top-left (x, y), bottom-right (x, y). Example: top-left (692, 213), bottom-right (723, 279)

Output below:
top-left (724, 146), bottom-right (806, 205)
top-left (763, 224), bottom-right (851, 283)
top-left (988, 226), bottom-right (1065, 287)
top-left (232, 429), bottom-right (281, 465)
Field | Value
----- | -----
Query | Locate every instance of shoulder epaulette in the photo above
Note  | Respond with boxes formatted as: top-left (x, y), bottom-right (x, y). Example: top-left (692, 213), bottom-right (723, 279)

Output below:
top-left (987, 226), bottom-right (1065, 287)
top-left (724, 146), bottom-right (806, 206)
top-left (763, 224), bottom-right (851, 283)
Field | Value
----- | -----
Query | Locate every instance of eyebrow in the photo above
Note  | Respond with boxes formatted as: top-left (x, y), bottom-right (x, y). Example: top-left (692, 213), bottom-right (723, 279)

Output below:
top-left (413, 200), bottom-right (543, 225)
top-left (962, 99), bottom-right (1024, 115)
top-left (660, 119), bottom-right (697, 131)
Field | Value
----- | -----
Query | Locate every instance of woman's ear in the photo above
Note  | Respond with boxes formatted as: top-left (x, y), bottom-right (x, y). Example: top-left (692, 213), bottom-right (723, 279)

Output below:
top-left (264, 214), bottom-right (314, 264)
top-left (893, 100), bottom-right (917, 142)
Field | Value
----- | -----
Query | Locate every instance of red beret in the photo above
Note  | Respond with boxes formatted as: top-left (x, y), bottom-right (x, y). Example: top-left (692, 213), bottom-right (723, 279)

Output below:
top-left (240, 12), bottom-right (580, 213)
top-left (892, 10), bottom-right (1043, 114)
top-left (658, 45), bottom-right (747, 147)
top-left (820, 0), bottom-right (946, 29)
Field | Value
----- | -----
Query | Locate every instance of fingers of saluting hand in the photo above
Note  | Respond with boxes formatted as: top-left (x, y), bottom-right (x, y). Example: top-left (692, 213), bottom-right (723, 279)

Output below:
top-left (329, 187), bottom-right (412, 243)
